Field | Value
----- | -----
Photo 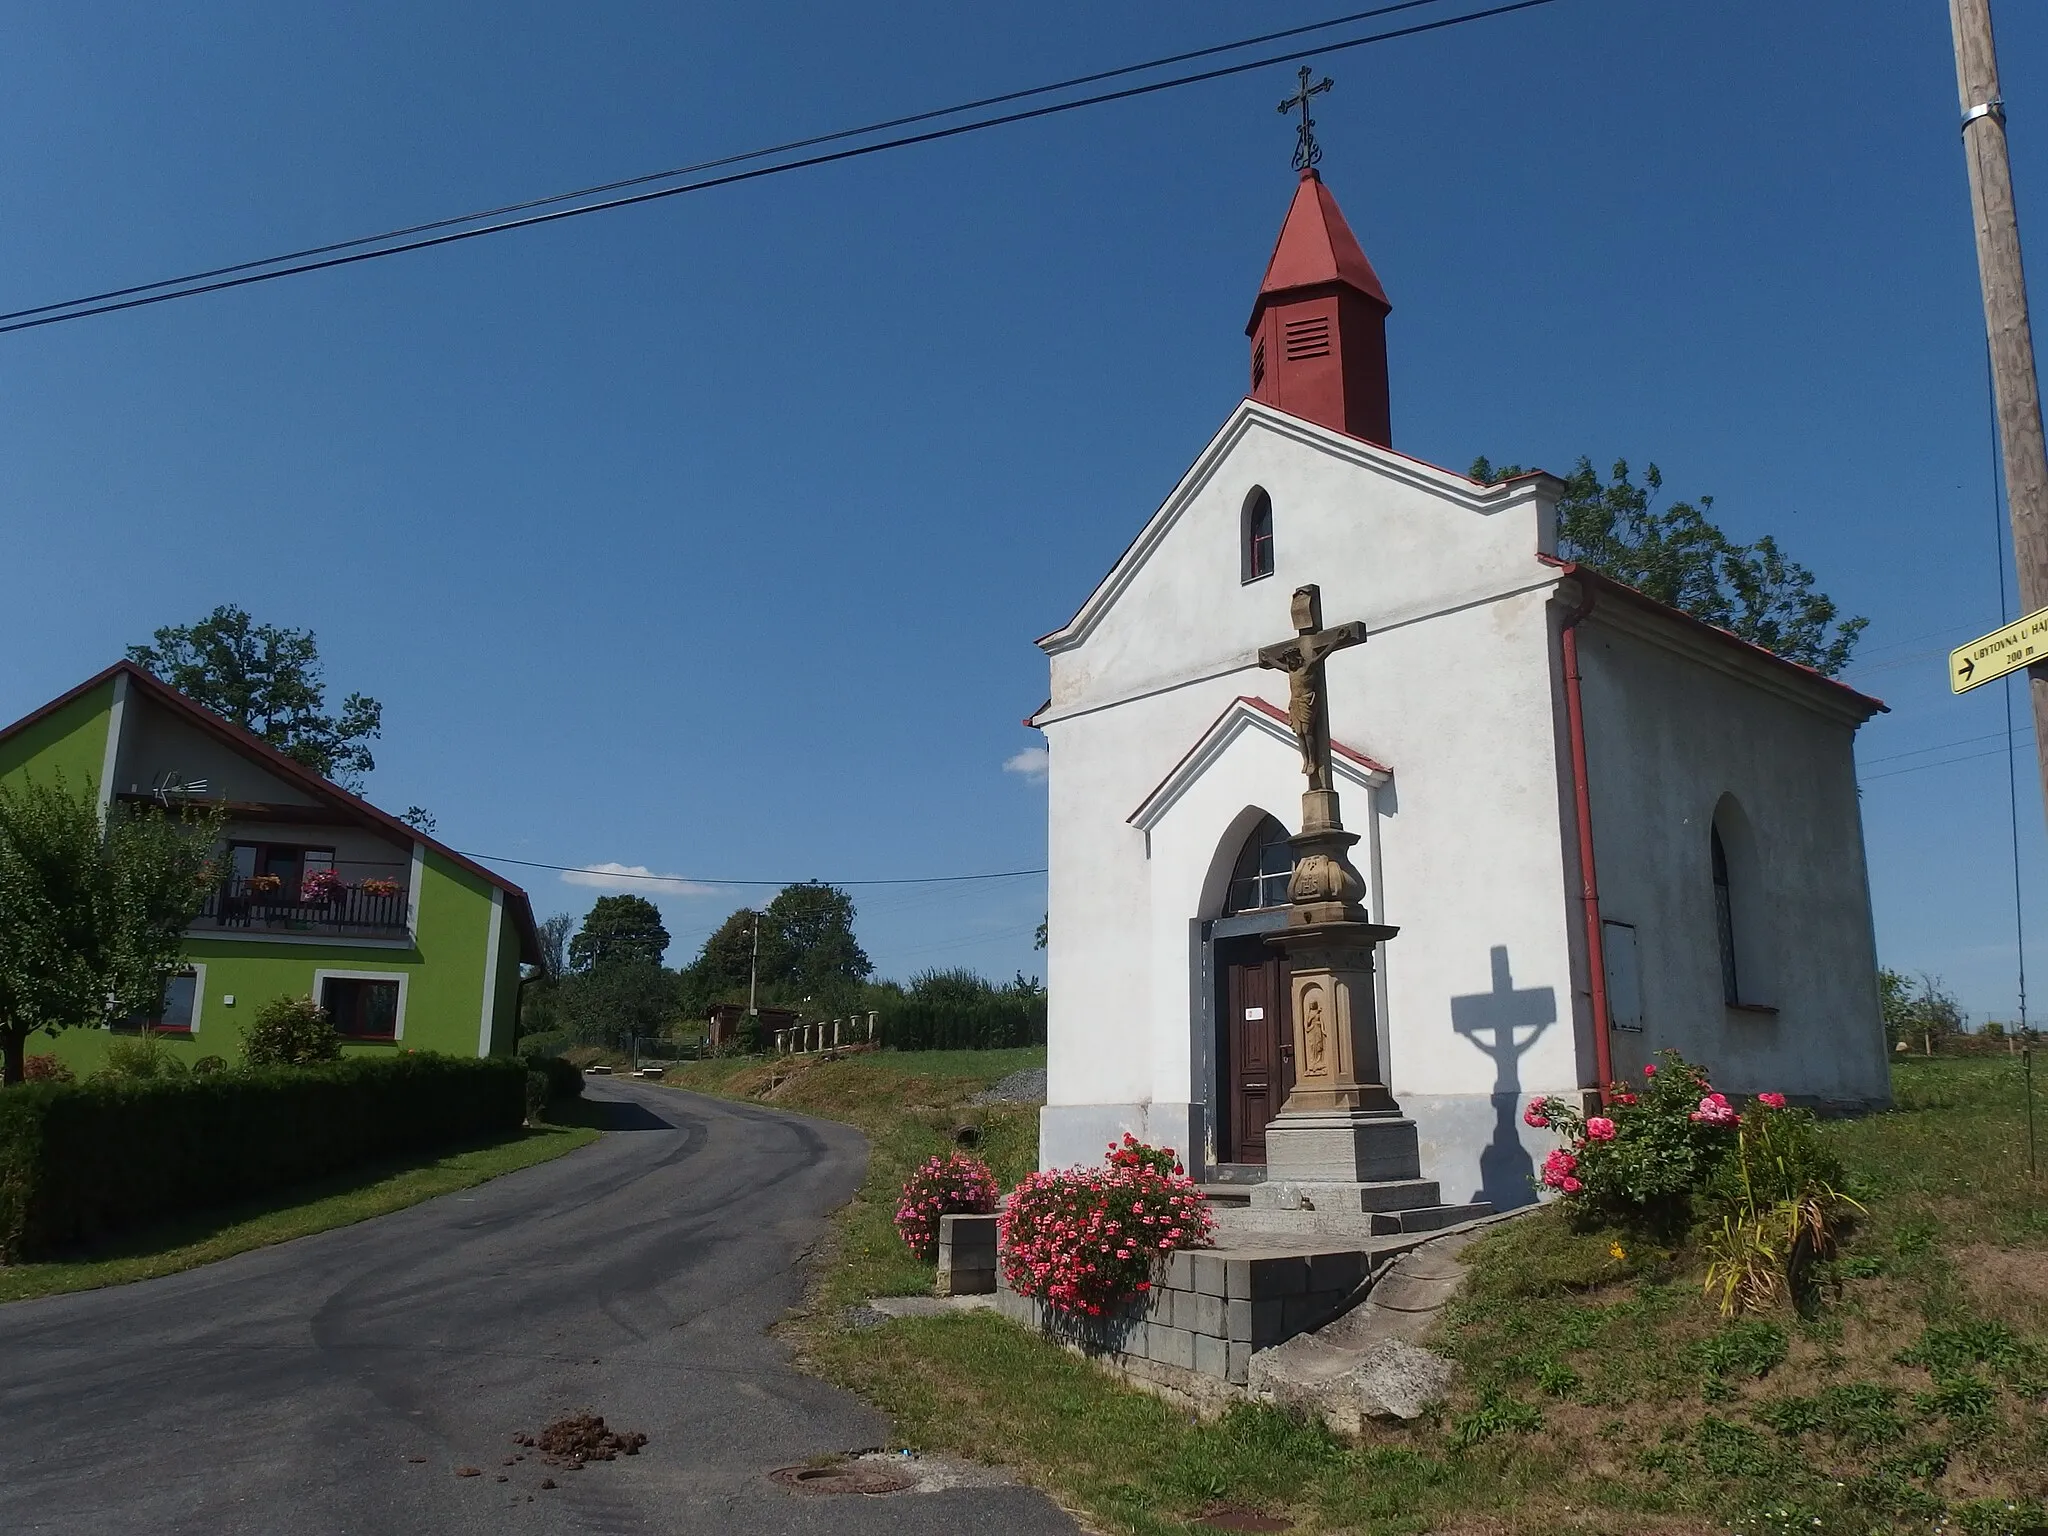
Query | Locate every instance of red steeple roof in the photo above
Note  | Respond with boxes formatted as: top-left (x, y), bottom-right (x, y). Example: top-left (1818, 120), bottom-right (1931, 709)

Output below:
top-left (1252, 169), bottom-right (1389, 309)
top-left (1244, 169), bottom-right (1393, 447)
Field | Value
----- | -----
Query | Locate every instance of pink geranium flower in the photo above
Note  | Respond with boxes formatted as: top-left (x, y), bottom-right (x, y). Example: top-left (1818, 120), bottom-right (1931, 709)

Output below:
top-left (1585, 1116), bottom-right (1617, 1142)
top-left (1757, 1092), bottom-right (1787, 1109)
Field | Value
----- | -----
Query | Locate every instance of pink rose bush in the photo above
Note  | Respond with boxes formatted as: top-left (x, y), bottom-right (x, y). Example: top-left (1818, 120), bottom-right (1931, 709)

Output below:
top-left (1757, 1092), bottom-right (1788, 1110)
top-left (1525, 1050), bottom-right (1756, 1233)
top-left (1690, 1092), bottom-right (1740, 1127)
top-left (894, 1151), bottom-right (999, 1261)
top-left (999, 1135), bottom-right (1215, 1317)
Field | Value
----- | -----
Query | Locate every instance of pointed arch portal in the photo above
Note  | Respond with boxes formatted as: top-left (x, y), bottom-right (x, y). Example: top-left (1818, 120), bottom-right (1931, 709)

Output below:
top-left (1204, 813), bottom-right (1297, 1165)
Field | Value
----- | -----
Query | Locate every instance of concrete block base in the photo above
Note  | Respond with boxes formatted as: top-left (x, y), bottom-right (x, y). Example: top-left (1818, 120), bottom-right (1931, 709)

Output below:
top-left (1263, 1111), bottom-right (1424, 1185)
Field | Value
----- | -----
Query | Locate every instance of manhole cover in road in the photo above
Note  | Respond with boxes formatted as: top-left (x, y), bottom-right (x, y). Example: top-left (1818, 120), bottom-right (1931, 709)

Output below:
top-left (769, 1463), bottom-right (914, 1496)
top-left (1194, 1505), bottom-right (1294, 1531)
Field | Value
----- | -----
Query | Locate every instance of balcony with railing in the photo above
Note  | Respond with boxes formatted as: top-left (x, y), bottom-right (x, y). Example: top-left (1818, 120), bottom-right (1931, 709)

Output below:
top-left (197, 864), bottom-right (412, 940)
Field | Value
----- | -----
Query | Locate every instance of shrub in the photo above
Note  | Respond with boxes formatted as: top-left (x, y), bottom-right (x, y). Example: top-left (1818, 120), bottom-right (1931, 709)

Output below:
top-left (0, 1053), bottom-right (526, 1260)
top-left (23, 1054), bottom-right (73, 1084)
top-left (519, 1050), bottom-right (583, 1105)
top-left (101, 1032), bottom-right (189, 1081)
top-left (242, 995), bottom-right (342, 1068)
top-left (1525, 1049), bottom-right (1738, 1233)
top-left (880, 976), bottom-right (1046, 1052)
top-left (190, 1055), bottom-right (227, 1076)
top-left (525, 1070), bottom-right (550, 1122)
top-left (1000, 1135), bottom-right (1215, 1316)
top-left (893, 1151), bottom-right (1000, 1261)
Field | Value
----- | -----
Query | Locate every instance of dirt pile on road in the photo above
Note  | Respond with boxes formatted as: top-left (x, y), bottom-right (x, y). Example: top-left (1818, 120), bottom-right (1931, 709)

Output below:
top-left (512, 1414), bottom-right (647, 1466)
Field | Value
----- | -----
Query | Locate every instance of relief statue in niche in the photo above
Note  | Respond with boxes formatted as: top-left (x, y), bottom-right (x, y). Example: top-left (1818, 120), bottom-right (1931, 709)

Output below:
top-left (1302, 991), bottom-right (1328, 1076)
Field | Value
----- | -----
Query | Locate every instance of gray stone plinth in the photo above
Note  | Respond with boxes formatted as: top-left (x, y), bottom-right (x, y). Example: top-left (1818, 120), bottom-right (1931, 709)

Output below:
top-left (1248, 1177), bottom-right (1441, 1213)
top-left (1263, 1109), bottom-right (1423, 1184)
top-left (937, 1213), bottom-right (1000, 1297)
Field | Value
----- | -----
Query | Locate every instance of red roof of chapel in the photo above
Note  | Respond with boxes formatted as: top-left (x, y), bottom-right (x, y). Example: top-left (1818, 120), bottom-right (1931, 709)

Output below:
top-left (1248, 169), bottom-right (1390, 323)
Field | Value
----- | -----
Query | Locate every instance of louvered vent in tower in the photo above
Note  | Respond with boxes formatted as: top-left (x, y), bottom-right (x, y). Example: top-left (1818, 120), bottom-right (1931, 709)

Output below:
top-left (1283, 316), bottom-right (1330, 359)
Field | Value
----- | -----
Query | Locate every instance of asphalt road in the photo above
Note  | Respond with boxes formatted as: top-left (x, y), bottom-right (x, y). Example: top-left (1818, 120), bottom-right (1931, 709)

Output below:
top-left (0, 1079), bottom-right (1079, 1535)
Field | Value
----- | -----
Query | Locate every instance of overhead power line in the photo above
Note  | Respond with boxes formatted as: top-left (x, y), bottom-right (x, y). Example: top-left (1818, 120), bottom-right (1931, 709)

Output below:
top-left (0, 0), bottom-right (1450, 327)
top-left (1, 0), bottom-right (1565, 336)
top-left (462, 852), bottom-right (1046, 888)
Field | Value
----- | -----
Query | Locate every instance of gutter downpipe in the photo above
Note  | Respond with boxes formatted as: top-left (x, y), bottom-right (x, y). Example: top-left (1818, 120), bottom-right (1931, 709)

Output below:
top-left (1559, 571), bottom-right (1614, 1105)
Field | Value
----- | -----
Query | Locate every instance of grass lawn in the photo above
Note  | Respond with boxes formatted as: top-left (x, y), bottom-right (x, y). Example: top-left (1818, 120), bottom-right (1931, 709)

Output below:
top-left (0, 1105), bottom-right (602, 1305)
top-left (667, 1049), bottom-right (2048, 1536)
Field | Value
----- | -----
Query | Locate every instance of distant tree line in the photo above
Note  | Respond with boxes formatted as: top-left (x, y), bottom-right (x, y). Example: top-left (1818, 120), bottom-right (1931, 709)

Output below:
top-left (516, 882), bottom-right (1040, 1055)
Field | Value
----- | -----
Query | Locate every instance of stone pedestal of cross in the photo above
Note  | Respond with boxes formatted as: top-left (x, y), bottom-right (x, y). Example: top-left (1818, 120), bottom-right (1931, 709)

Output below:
top-left (1247, 583), bottom-right (1433, 1215)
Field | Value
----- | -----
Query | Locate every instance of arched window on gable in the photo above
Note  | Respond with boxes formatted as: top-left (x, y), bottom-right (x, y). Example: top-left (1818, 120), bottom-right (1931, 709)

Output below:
top-left (1225, 814), bottom-right (1292, 914)
top-left (1242, 487), bottom-right (1275, 584)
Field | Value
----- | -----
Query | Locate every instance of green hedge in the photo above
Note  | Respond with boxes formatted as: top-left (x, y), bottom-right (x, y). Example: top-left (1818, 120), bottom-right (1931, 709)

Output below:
top-left (879, 994), bottom-right (1047, 1052)
top-left (522, 1051), bottom-right (584, 1103)
top-left (0, 1053), bottom-right (526, 1261)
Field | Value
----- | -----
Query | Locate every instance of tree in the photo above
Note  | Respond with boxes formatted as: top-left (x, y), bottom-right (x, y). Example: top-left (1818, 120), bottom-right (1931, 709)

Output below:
top-left (0, 775), bottom-right (222, 1085)
top-left (400, 806), bottom-right (436, 834)
top-left (535, 912), bottom-right (573, 982)
top-left (555, 960), bottom-right (680, 1045)
top-left (683, 884), bottom-right (872, 1008)
top-left (568, 894), bottom-right (670, 971)
top-left (692, 909), bottom-right (761, 995)
top-left (127, 605), bottom-right (384, 789)
top-left (761, 882), bottom-right (871, 994)
top-left (1879, 968), bottom-right (1965, 1053)
top-left (1470, 457), bottom-right (1868, 677)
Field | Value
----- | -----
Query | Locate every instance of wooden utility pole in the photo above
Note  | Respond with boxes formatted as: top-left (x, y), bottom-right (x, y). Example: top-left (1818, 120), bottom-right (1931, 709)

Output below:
top-left (1950, 0), bottom-right (2048, 817)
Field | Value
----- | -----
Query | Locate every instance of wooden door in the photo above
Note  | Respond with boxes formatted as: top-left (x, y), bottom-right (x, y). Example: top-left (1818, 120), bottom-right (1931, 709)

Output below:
top-left (1222, 950), bottom-right (1293, 1163)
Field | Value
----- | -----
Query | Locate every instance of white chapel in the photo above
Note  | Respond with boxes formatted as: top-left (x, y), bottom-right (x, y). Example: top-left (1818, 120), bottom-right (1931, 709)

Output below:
top-left (1029, 166), bottom-right (1892, 1207)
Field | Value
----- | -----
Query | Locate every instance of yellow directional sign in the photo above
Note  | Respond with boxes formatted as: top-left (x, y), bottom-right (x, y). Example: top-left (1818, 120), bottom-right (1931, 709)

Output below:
top-left (1951, 607), bottom-right (2048, 693)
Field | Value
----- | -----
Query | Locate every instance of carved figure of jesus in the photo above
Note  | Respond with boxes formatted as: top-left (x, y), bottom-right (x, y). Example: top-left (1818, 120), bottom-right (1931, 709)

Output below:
top-left (1256, 585), bottom-right (1367, 792)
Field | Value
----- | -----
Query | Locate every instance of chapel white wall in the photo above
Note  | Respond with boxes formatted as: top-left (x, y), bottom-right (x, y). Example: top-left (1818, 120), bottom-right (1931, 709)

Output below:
top-left (1039, 407), bottom-right (1588, 1193)
top-left (1574, 615), bottom-right (1890, 1106)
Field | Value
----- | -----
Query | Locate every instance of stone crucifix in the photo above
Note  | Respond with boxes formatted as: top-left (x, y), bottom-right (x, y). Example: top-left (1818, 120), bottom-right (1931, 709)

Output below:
top-left (1257, 583), bottom-right (1372, 922)
top-left (1256, 584), bottom-right (1366, 798)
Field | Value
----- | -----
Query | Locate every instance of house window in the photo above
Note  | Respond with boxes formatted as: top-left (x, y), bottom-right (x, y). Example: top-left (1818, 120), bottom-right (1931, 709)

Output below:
top-left (1242, 487), bottom-right (1275, 583)
top-left (229, 841), bottom-right (336, 901)
top-left (115, 967), bottom-right (202, 1034)
top-left (1225, 815), bottom-right (1293, 914)
top-left (317, 973), bottom-right (405, 1040)
top-left (1711, 825), bottom-right (1740, 1006)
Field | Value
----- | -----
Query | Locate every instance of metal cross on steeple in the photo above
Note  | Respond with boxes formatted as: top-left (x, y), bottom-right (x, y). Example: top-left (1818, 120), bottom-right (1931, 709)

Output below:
top-left (1278, 65), bottom-right (1334, 172)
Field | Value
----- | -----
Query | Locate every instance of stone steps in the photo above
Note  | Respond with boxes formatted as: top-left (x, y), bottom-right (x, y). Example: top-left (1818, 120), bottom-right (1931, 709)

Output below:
top-left (1214, 1200), bottom-right (1492, 1238)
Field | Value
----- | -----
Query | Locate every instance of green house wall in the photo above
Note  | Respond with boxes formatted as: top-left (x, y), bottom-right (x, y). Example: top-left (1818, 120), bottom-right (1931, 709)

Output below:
top-left (1, 678), bottom-right (524, 1074)
top-left (0, 680), bottom-right (114, 798)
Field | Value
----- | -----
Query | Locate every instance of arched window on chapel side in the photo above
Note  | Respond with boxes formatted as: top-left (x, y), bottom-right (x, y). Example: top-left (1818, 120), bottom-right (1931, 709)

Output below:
top-left (1242, 487), bottom-right (1275, 584)
top-left (1225, 815), bottom-right (1292, 914)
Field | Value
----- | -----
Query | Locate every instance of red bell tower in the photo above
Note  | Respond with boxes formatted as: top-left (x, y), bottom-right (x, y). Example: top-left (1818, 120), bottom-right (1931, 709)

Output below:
top-left (1245, 169), bottom-right (1392, 448)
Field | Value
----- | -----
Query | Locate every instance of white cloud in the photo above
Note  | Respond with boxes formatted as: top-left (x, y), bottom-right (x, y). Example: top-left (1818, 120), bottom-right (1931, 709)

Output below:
top-left (560, 861), bottom-right (723, 896)
top-left (1003, 746), bottom-right (1049, 783)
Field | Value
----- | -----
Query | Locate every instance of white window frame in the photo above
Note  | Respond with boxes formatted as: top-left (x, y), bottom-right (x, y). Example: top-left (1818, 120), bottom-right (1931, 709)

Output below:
top-left (312, 969), bottom-right (410, 1043)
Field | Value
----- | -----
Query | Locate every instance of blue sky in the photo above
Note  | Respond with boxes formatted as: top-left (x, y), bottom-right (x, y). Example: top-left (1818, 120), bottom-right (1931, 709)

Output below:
top-left (3, 1), bottom-right (2045, 1017)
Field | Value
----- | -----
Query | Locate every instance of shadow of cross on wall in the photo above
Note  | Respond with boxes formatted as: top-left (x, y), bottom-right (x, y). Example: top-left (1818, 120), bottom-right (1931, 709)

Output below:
top-left (1449, 946), bottom-right (1557, 1208)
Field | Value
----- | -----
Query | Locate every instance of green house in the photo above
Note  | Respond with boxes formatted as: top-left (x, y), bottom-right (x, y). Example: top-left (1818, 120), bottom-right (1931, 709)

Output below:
top-left (0, 661), bottom-right (540, 1072)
